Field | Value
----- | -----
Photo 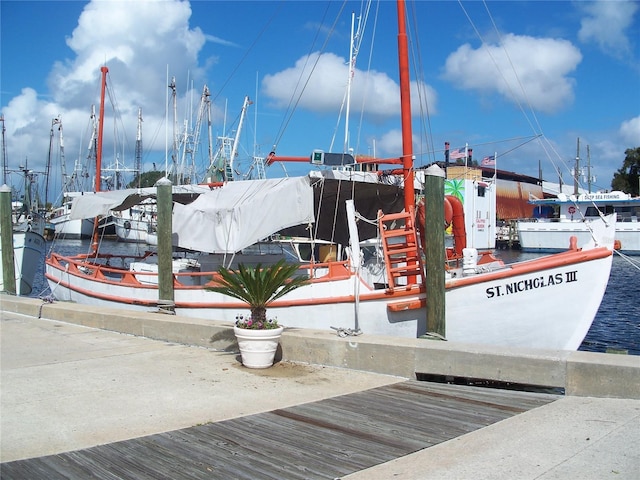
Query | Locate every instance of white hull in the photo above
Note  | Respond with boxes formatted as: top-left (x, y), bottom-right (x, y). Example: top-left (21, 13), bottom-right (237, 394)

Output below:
top-left (113, 215), bottom-right (157, 245)
top-left (46, 245), bottom-right (613, 350)
top-left (520, 190), bottom-right (640, 255)
top-left (49, 196), bottom-right (96, 239)
top-left (518, 219), bottom-right (639, 255)
top-left (43, 10), bottom-right (616, 354)
top-left (1, 230), bottom-right (46, 295)
top-left (49, 214), bottom-right (94, 239)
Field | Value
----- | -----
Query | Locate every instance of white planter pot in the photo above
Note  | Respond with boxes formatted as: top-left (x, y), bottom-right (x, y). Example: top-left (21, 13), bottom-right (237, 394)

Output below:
top-left (233, 325), bottom-right (284, 369)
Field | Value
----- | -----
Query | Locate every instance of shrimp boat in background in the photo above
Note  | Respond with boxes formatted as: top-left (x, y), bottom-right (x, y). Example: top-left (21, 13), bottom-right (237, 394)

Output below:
top-left (1, 116), bottom-right (47, 295)
top-left (112, 200), bottom-right (158, 245)
top-left (0, 174), bottom-right (47, 296)
top-left (45, 1), bottom-right (615, 351)
top-left (517, 190), bottom-right (640, 255)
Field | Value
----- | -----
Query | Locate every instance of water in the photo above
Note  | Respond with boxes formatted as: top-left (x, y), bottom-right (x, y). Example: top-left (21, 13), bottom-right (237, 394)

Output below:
top-left (496, 249), bottom-right (640, 355)
top-left (32, 239), bottom-right (640, 355)
top-left (580, 254), bottom-right (640, 355)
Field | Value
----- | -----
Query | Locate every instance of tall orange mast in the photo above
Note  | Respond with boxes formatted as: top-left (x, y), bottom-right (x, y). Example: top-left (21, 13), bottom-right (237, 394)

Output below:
top-left (397, 0), bottom-right (415, 213)
top-left (91, 65), bottom-right (108, 253)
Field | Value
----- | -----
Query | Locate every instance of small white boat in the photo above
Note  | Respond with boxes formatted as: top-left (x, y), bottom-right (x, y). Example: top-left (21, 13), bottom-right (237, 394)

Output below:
top-left (517, 191), bottom-right (640, 255)
top-left (0, 178), bottom-right (46, 296)
top-left (112, 200), bottom-right (158, 245)
top-left (48, 193), bottom-right (96, 239)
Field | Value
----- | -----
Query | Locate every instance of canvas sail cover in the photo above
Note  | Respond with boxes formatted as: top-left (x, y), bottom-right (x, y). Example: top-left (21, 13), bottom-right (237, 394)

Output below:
top-left (69, 184), bottom-right (210, 219)
top-left (172, 176), bottom-right (315, 253)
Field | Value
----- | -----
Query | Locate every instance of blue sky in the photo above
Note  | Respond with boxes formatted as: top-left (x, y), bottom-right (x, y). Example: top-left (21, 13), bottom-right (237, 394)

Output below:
top-left (1, 0), bottom-right (639, 203)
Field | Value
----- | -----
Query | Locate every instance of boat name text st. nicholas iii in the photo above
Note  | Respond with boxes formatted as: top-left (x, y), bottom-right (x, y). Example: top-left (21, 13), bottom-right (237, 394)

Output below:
top-left (485, 270), bottom-right (578, 298)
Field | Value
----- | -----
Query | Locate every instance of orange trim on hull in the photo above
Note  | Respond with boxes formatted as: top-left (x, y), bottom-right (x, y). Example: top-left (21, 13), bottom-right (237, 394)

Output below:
top-left (387, 299), bottom-right (425, 312)
top-left (447, 247), bottom-right (612, 288)
top-left (44, 266), bottom-right (424, 310)
top-left (44, 272), bottom-right (157, 307)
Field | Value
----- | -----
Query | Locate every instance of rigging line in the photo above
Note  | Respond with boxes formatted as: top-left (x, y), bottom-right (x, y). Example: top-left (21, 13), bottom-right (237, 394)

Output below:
top-left (457, 1), bottom-right (542, 138)
top-left (312, 176), bottom-right (326, 242)
top-left (613, 249), bottom-right (640, 270)
top-left (478, 0), bottom-right (587, 191)
top-left (331, 0), bottom-right (372, 154)
top-left (329, 178), bottom-right (344, 246)
top-left (407, 0), bottom-right (436, 168)
top-left (210, 2), bottom-right (283, 104)
top-left (329, 87), bottom-right (349, 153)
top-left (481, 0), bottom-right (548, 141)
top-left (345, 0), bottom-right (372, 154)
top-left (497, 134), bottom-right (543, 157)
top-left (104, 73), bottom-right (132, 165)
top-left (272, 2), bottom-right (334, 149)
top-left (447, 134), bottom-right (540, 151)
top-left (460, 2), bottom-right (583, 191)
top-left (353, 0), bottom-right (380, 159)
top-left (271, 1), bottom-right (348, 151)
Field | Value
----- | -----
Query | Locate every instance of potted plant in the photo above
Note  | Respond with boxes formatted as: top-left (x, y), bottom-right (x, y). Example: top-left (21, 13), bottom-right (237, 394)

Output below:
top-left (209, 259), bottom-right (309, 368)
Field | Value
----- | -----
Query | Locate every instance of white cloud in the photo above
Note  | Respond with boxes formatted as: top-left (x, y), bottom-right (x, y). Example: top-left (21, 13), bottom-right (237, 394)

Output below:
top-left (577, 1), bottom-right (638, 58)
top-left (374, 129), bottom-right (403, 158)
top-left (442, 33), bottom-right (582, 114)
top-left (619, 116), bottom-right (640, 146)
top-left (262, 51), bottom-right (437, 121)
top-left (2, 0), bottom-right (221, 197)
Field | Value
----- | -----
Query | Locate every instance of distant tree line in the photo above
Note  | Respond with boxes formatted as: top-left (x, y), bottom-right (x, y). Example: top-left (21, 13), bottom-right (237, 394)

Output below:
top-left (611, 147), bottom-right (639, 196)
top-left (126, 170), bottom-right (165, 189)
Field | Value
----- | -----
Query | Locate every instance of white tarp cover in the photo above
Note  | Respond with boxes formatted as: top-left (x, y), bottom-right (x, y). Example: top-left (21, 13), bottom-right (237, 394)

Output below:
top-left (69, 184), bottom-right (210, 219)
top-left (172, 176), bottom-right (314, 253)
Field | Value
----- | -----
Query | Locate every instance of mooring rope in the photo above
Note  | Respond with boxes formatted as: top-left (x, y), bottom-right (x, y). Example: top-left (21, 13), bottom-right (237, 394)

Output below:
top-left (37, 295), bottom-right (55, 319)
top-left (331, 326), bottom-right (363, 337)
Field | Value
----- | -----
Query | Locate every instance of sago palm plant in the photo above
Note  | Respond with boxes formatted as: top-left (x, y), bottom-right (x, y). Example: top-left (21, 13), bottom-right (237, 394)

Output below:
top-left (208, 260), bottom-right (309, 328)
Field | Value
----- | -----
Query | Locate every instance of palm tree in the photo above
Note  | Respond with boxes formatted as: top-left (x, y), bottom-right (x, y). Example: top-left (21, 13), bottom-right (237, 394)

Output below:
top-left (208, 260), bottom-right (309, 327)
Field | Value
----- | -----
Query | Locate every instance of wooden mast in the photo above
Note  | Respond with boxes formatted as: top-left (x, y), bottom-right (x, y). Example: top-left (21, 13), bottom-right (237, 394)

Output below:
top-left (396, 0), bottom-right (414, 213)
top-left (396, 0), bottom-right (417, 286)
top-left (91, 66), bottom-right (108, 253)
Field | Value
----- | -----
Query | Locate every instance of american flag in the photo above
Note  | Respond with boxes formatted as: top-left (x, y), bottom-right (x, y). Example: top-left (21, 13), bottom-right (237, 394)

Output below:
top-left (449, 148), bottom-right (467, 160)
top-left (481, 155), bottom-right (496, 166)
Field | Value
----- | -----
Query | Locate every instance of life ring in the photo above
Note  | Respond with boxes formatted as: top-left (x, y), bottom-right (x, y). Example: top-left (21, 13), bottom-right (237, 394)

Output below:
top-left (416, 195), bottom-right (467, 259)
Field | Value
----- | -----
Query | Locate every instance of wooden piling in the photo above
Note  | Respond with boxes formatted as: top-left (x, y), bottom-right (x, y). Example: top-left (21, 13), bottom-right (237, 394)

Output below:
top-left (0, 184), bottom-right (16, 294)
top-left (156, 178), bottom-right (174, 313)
top-left (424, 165), bottom-right (446, 338)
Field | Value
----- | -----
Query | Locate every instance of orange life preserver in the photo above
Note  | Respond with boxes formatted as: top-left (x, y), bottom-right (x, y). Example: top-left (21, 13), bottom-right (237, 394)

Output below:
top-left (416, 195), bottom-right (467, 259)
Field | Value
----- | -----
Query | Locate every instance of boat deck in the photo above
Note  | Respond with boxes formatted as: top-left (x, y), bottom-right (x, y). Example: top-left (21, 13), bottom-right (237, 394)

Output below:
top-left (1, 380), bottom-right (558, 480)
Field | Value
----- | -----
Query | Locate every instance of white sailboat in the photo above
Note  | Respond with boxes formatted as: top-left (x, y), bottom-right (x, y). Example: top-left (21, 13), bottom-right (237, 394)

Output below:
top-left (46, 115), bottom-right (97, 239)
top-left (1, 117), bottom-right (47, 295)
top-left (45, 3), bottom-right (615, 351)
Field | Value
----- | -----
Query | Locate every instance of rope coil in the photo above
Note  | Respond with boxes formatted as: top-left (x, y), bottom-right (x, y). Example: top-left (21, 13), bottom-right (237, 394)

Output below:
top-left (331, 326), bottom-right (363, 337)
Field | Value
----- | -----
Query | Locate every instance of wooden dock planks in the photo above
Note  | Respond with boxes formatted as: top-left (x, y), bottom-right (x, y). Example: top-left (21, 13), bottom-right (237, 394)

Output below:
top-left (1, 381), bottom-right (558, 480)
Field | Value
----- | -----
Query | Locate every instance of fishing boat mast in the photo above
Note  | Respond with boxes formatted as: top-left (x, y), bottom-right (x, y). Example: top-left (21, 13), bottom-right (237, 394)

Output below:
top-left (91, 65), bottom-right (108, 252)
top-left (1, 115), bottom-right (7, 185)
top-left (135, 107), bottom-right (143, 188)
top-left (397, 0), bottom-right (415, 213)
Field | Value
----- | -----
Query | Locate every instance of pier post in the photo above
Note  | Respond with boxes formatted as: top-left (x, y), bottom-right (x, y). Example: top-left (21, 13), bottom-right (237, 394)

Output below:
top-left (424, 165), bottom-right (446, 338)
top-left (156, 178), bottom-right (174, 313)
top-left (0, 184), bottom-right (16, 294)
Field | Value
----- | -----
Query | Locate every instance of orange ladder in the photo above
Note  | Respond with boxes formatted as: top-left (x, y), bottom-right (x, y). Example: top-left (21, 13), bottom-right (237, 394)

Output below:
top-left (378, 207), bottom-right (424, 292)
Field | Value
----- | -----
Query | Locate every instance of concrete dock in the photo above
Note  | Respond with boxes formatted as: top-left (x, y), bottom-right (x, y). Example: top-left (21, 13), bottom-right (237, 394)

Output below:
top-left (1, 295), bottom-right (639, 478)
